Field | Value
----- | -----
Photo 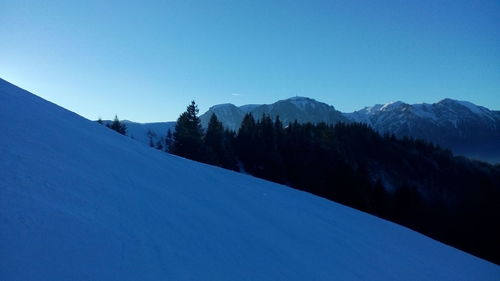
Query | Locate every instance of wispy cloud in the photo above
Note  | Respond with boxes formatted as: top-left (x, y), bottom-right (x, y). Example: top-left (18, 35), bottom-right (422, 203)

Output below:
top-left (231, 93), bottom-right (241, 96)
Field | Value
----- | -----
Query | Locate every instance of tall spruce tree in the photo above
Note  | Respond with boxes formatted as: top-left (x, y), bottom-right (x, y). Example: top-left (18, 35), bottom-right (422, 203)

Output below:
top-left (221, 129), bottom-right (238, 171)
top-left (202, 113), bottom-right (238, 170)
top-left (170, 101), bottom-right (205, 162)
top-left (165, 129), bottom-right (173, 151)
top-left (147, 129), bottom-right (156, 147)
top-left (107, 115), bottom-right (127, 135)
top-left (236, 113), bottom-right (258, 172)
top-left (204, 113), bottom-right (224, 165)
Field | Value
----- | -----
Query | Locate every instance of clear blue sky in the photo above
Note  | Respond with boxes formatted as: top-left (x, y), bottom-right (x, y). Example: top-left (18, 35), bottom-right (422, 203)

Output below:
top-left (1, 0), bottom-right (499, 122)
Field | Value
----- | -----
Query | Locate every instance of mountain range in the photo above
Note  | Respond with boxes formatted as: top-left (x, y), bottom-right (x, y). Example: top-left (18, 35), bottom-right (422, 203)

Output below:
top-left (345, 99), bottom-right (500, 163)
top-left (200, 96), bottom-right (348, 131)
top-left (201, 97), bottom-right (500, 163)
top-left (100, 97), bottom-right (500, 163)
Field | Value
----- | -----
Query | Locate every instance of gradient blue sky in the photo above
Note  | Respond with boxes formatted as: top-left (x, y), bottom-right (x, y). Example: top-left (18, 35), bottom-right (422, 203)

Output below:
top-left (1, 0), bottom-right (499, 122)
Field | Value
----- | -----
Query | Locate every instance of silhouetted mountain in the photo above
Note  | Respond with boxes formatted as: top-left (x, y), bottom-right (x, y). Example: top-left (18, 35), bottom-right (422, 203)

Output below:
top-left (200, 97), bottom-right (348, 131)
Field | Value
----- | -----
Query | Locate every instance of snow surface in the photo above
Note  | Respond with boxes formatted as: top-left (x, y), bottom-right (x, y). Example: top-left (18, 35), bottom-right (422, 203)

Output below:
top-left (412, 103), bottom-right (438, 120)
top-left (346, 98), bottom-right (499, 126)
top-left (286, 96), bottom-right (317, 110)
top-left (380, 101), bottom-right (405, 111)
top-left (364, 104), bottom-right (384, 114)
top-left (1, 78), bottom-right (499, 280)
top-left (239, 104), bottom-right (260, 112)
top-left (209, 103), bottom-right (235, 110)
top-left (455, 100), bottom-right (487, 115)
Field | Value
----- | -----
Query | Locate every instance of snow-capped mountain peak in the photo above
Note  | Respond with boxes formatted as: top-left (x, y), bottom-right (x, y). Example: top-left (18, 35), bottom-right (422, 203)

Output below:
top-left (344, 98), bottom-right (500, 162)
top-left (200, 96), bottom-right (347, 131)
top-left (285, 96), bottom-right (320, 110)
top-left (380, 101), bottom-right (407, 111)
top-left (209, 103), bottom-right (236, 110)
top-left (437, 98), bottom-right (491, 117)
top-left (238, 104), bottom-right (260, 112)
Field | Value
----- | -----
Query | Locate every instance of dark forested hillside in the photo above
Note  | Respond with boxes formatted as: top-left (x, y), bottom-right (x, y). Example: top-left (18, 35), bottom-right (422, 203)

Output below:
top-left (170, 105), bottom-right (500, 264)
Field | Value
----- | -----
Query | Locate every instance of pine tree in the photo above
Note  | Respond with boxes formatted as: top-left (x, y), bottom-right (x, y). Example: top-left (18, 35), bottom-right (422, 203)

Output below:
top-left (236, 113), bottom-right (258, 172)
top-left (107, 115), bottom-right (127, 135)
top-left (165, 129), bottom-right (173, 151)
top-left (274, 115), bottom-right (284, 147)
top-left (221, 129), bottom-right (238, 171)
top-left (155, 140), bottom-right (164, 151)
top-left (147, 129), bottom-right (157, 147)
top-left (170, 101), bottom-right (205, 161)
top-left (204, 113), bottom-right (224, 165)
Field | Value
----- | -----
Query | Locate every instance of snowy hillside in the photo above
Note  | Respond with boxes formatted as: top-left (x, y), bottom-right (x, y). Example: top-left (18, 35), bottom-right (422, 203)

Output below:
top-left (1, 78), bottom-right (499, 280)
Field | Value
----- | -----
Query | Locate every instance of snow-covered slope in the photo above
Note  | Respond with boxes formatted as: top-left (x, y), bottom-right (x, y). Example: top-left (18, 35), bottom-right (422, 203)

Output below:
top-left (1, 78), bottom-right (498, 280)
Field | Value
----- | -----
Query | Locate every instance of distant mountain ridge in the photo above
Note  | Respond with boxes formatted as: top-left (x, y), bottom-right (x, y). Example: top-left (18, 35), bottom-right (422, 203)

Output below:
top-left (345, 99), bottom-right (500, 163)
top-left (200, 96), bottom-right (348, 130)
top-left (200, 97), bottom-right (500, 163)
top-left (103, 97), bottom-right (500, 163)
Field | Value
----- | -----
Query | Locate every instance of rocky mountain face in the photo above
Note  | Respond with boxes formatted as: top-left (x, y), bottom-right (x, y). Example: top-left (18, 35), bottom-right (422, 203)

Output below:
top-left (200, 97), bottom-right (348, 131)
top-left (344, 99), bottom-right (500, 163)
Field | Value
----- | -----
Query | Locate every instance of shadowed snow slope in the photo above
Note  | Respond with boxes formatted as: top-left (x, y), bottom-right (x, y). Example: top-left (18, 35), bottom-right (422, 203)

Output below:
top-left (0, 78), bottom-right (498, 280)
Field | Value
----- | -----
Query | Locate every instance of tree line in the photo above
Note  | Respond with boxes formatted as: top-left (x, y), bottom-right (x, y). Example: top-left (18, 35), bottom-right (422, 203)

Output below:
top-left (98, 115), bottom-right (127, 135)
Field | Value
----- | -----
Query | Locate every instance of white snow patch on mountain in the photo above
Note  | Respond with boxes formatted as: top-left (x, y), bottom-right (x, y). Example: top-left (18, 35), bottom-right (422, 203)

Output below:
top-left (412, 103), bottom-right (437, 120)
top-left (210, 103), bottom-right (234, 110)
top-left (239, 104), bottom-right (260, 112)
top-left (456, 100), bottom-right (487, 115)
top-left (380, 101), bottom-right (405, 111)
top-left (287, 96), bottom-right (317, 110)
